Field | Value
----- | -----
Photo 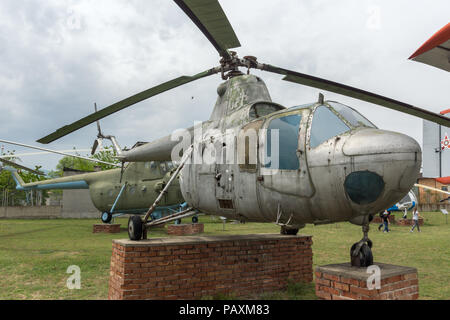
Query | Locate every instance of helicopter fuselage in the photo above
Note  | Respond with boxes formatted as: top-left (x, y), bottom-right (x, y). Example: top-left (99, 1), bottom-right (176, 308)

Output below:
top-left (120, 75), bottom-right (422, 229)
top-left (11, 161), bottom-right (183, 216)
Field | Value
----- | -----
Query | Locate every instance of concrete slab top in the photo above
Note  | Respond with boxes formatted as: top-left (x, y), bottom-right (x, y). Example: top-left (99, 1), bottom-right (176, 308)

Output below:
top-left (316, 263), bottom-right (417, 281)
top-left (113, 233), bottom-right (312, 247)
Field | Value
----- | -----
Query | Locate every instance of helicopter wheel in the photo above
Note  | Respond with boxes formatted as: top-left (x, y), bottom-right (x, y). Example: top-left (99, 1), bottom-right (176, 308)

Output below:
top-left (192, 216), bottom-right (199, 224)
top-left (350, 242), bottom-right (373, 267)
top-left (101, 212), bottom-right (113, 224)
top-left (128, 216), bottom-right (143, 241)
top-left (280, 226), bottom-right (299, 235)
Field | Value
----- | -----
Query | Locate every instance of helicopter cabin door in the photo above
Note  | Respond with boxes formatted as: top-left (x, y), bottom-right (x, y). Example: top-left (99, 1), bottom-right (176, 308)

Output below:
top-left (259, 110), bottom-right (314, 198)
top-left (214, 133), bottom-right (236, 215)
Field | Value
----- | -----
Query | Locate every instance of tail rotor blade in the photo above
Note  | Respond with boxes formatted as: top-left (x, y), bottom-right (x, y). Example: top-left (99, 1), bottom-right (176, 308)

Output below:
top-left (94, 103), bottom-right (103, 137)
top-left (91, 139), bottom-right (99, 156)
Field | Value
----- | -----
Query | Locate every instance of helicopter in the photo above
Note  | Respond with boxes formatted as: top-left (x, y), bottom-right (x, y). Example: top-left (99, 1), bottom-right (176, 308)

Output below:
top-left (37, 0), bottom-right (450, 267)
top-left (0, 136), bottom-right (187, 224)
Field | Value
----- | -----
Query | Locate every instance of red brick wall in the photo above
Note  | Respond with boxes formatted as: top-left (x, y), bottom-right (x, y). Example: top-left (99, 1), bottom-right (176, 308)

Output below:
top-left (167, 224), bottom-right (204, 236)
top-left (109, 234), bottom-right (313, 300)
top-left (397, 218), bottom-right (424, 227)
top-left (315, 263), bottom-right (419, 300)
top-left (93, 224), bottom-right (121, 234)
top-left (371, 215), bottom-right (396, 224)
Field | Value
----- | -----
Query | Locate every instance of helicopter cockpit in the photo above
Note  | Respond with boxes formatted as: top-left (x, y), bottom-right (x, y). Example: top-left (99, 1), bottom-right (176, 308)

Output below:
top-left (261, 101), bottom-right (377, 170)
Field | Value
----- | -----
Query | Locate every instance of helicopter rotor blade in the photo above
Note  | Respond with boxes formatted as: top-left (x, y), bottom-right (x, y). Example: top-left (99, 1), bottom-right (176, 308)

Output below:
top-left (0, 158), bottom-right (45, 176)
top-left (174, 0), bottom-right (241, 60)
top-left (0, 139), bottom-right (121, 168)
top-left (260, 63), bottom-right (450, 127)
top-left (37, 67), bottom-right (220, 144)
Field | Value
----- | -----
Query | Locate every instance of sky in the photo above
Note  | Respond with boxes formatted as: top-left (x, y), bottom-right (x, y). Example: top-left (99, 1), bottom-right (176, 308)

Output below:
top-left (0, 0), bottom-right (449, 171)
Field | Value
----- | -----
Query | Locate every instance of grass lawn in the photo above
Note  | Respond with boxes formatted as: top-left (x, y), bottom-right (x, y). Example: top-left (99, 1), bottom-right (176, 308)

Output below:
top-left (0, 212), bottom-right (448, 300)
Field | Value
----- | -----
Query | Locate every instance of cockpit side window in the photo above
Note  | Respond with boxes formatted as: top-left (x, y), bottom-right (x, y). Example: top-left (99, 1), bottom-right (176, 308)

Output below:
top-left (310, 106), bottom-right (350, 148)
top-left (265, 114), bottom-right (301, 170)
top-left (328, 102), bottom-right (376, 128)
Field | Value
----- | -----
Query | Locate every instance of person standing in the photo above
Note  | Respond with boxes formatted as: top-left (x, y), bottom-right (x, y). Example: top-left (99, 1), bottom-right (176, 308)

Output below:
top-left (378, 211), bottom-right (385, 231)
top-left (378, 210), bottom-right (391, 233)
top-left (410, 208), bottom-right (422, 233)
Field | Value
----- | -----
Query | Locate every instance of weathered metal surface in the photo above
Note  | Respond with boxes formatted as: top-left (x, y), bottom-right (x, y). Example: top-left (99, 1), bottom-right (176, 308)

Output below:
top-left (118, 75), bottom-right (422, 230)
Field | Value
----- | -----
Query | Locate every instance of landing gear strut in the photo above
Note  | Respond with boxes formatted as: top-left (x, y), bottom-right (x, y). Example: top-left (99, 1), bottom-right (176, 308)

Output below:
top-left (350, 224), bottom-right (373, 267)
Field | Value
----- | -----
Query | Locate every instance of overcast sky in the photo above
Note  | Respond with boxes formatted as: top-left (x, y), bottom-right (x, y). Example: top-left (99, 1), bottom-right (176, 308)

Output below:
top-left (0, 0), bottom-right (449, 171)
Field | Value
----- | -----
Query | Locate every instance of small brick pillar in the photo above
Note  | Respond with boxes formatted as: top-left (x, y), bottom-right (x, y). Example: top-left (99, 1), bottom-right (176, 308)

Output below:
top-left (93, 224), bottom-right (121, 234)
top-left (315, 263), bottom-right (419, 300)
top-left (109, 234), bottom-right (313, 300)
top-left (397, 218), bottom-right (424, 227)
top-left (371, 215), bottom-right (396, 224)
top-left (167, 223), bottom-right (204, 236)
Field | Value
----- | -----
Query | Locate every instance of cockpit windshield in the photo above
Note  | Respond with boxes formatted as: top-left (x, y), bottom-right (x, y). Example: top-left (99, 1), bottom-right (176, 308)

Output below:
top-left (328, 102), bottom-right (376, 129)
top-left (310, 106), bottom-right (350, 148)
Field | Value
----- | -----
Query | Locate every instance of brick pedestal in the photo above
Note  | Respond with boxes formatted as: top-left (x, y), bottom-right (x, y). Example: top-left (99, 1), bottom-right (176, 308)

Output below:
top-left (109, 234), bottom-right (313, 300)
top-left (93, 224), bottom-right (121, 234)
top-left (315, 263), bottom-right (419, 300)
top-left (167, 223), bottom-right (204, 236)
top-left (371, 215), bottom-right (396, 224)
top-left (397, 218), bottom-right (424, 227)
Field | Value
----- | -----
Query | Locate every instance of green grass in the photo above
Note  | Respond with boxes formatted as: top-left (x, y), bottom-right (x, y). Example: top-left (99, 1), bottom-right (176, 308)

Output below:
top-left (0, 212), bottom-right (448, 300)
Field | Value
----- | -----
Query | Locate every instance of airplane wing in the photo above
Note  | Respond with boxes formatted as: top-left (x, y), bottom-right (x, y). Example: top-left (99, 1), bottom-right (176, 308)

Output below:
top-left (409, 23), bottom-right (450, 72)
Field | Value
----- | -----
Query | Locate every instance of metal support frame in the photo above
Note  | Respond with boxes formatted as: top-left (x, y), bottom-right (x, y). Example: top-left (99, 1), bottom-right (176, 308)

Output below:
top-left (145, 208), bottom-right (197, 229)
top-left (110, 182), bottom-right (127, 215)
top-left (141, 145), bottom-right (194, 238)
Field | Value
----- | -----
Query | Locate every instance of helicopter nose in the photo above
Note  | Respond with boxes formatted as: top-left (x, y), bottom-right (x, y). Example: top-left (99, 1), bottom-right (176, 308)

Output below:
top-left (342, 129), bottom-right (422, 209)
top-left (343, 128), bottom-right (421, 157)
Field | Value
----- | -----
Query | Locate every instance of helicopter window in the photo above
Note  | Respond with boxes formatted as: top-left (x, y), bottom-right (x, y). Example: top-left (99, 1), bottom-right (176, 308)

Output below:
top-left (166, 162), bottom-right (175, 170)
top-left (144, 162), bottom-right (158, 170)
top-left (328, 102), bottom-right (376, 128)
top-left (249, 103), bottom-right (285, 119)
top-left (160, 162), bottom-right (168, 174)
top-left (310, 106), bottom-right (350, 148)
top-left (265, 114), bottom-right (301, 170)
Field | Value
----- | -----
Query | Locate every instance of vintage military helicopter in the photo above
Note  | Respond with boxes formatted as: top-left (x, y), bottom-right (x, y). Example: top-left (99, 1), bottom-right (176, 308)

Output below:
top-left (0, 137), bottom-right (186, 224)
top-left (37, 0), bottom-right (450, 267)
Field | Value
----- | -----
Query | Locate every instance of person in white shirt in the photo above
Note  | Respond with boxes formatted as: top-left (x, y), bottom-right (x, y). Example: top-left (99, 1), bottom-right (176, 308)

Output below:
top-left (410, 208), bottom-right (422, 233)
